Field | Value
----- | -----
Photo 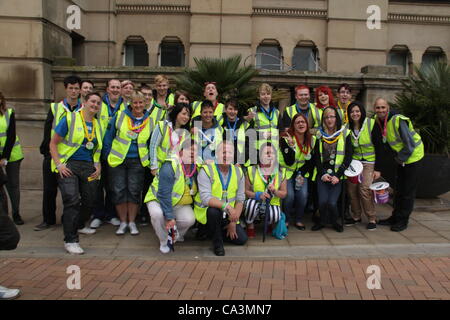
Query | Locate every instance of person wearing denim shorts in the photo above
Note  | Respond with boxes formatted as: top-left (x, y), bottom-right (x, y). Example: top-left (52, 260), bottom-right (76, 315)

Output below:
top-left (103, 91), bottom-right (152, 236)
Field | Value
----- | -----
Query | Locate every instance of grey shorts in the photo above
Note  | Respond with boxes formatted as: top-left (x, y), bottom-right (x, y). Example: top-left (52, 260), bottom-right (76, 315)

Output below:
top-left (109, 158), bottom-right (145, 205)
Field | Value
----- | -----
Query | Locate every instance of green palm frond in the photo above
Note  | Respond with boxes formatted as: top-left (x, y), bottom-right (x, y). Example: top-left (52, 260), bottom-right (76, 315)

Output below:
top-left (174, 55), bottom-right (260, 110)
top-left (390, 61), bottom-right (450, 155)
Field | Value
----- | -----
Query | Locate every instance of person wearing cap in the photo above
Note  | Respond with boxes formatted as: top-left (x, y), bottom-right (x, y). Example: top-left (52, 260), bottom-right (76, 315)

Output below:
top-left (279, 113), bottom-right (316, 230)
top-left (145, 140), bottom-right (197, 254)
top-left (280, 85), bottom-right (322, 134)
top-left (191, 82), bottom-right (225, 123)
top-left (312, 107), bottom-right (353, 232)
top-left (194, 140), bottom-right (247, 256)
top-left (36, 75), bottom-right (83, 231)
top-left (102, 91), bottom-right (152, 236)
top-left (0, 92), bottom-right (25, 225)
top-left (49, 92), bottom-right (103, 254)
top-left (345, 102), bottom-right (381, 230)
top-left (373, 98), bottom-right (424, 232)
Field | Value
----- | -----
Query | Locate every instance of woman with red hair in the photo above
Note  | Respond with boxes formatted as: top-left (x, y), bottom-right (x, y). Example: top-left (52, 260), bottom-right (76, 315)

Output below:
top-left (279, 113), bottom-right (316, 229)
top-left (315, 86), bottom-right (336, 109)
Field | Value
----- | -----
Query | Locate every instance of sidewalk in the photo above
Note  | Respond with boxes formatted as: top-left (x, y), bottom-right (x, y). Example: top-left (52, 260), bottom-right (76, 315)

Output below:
top-left (1, 256), bottom-right (449, 300)
top-left (3, 190), bottom-right (450, 260)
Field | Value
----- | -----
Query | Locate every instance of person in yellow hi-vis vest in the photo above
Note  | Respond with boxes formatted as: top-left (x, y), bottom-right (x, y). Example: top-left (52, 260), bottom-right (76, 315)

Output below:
top-left (373, 98), bottom-right (424, 232)
top-left (345, 102), bottom-right (381, 231)
top-left (313, 107), bottom-right (353, 233)
top-left (195, 140), bottom-right (248, 256)
top-left (0, 92), bottom-right (24, 225)
top-left (149, 75), bottom-right (175, 126)
top-left (279, 113), bottom-right (316, 230)
top-left (49, 92), bottom-right (103, 255)
top-left (244, 142), bottom-right (287, 238)
top-left (245, 83), bottom-right (280, 164)
top-left (36, 75), bottom-right (83, 232)
top-left (103, 91), bottom-right (152, 236)
top-left (191, 82), bottom-right (225, 123)
top-left (149, 103), bottom-right (192, 175)
top-left (336, 83), bottom-right (352, 125)
top-left (145, 140), bottom-right (197, 254)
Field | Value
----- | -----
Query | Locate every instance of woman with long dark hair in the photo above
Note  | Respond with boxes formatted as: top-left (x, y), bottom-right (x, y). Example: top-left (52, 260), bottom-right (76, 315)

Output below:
top-left (345, 102), bottom-right (381, 230)
top-left (149, 103), bottom-right (192, 175)
top-left (280, 113), bottom-right (315, 229)
top-left (312, 107), bottom-right (353, 232)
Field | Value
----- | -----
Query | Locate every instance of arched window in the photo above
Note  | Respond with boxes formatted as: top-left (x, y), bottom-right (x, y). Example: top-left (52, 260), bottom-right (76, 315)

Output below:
top-left (387, 45), bottom-right (411, 75)
top-left (422, 47), bottom-right (446, 69)
top-left (292, 40), bottom-right (319, 72)
top-left (123, 36), bottom-right (149, 67)
top-left (256, 39), bottom-right (283, 71)
top-left (159, 36), bottom-right (185, 67)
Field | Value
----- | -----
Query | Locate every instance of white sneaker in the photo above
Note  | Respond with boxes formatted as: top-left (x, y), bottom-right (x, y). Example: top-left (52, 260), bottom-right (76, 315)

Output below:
top-left (159, 243), bottom-right (170, 254)
top-left (0, 286), bottom-right (21, 300)
top-left (116, 222), bottom-right (128, 235)
top-left (90, 218), bottom-right (102, 229)
top-left (78, 227), bottom-right (96, 235)
top-left (128, 222), bottom-right (139, 235)
top-left (108, 218), bottom-right (121, 226)
top-left (64, 242), bottom-right (84, 255)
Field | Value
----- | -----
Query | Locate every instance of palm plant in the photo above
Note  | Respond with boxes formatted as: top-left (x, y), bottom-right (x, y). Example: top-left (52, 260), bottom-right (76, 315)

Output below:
top-left (175, 55), bottom-right (261, 109)
top-left (390, 61), bottom-right (450, 155)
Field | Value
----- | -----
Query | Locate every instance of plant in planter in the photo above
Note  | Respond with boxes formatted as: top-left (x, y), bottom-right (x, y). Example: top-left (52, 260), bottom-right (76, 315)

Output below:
top-left (174, 55), bottom-right (288, 110)
top-left (390, 60), bottom-right (450, 198)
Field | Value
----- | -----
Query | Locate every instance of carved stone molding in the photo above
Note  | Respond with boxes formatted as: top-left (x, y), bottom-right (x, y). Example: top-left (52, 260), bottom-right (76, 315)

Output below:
top-left (253, 7), bottom-right (327, 19)
top-left (116, 4), bottom-right (190, 14)
top-left (388, 13), bottom-right (450, 25)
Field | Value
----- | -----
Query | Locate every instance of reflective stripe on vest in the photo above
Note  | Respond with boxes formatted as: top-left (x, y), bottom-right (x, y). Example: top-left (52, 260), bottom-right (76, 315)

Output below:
top-left (350, 118), bottom-right (376, 162)
top-left (286, 103), bottom-right (321, 129)
top-left (247, 165), bottom-right (283, 206)
top-left (194, 164), bottom-right (242, 225)
top-left (107, 111), bottom-right (151, 168)
top-left (0, 109), bottom-right (24, 162)
top-left (386, 114), bottom-right (424, 164)
top-left (144, 158), bottom-right (189, 205)
top-left (318, 129), bottom-right (348, 173)
top-left (51, 112), bottom-right (103, 172)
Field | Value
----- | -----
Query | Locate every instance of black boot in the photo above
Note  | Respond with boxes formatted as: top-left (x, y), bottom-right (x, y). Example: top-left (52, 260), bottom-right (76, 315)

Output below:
top-left (13, 213), bottom-right (24, 225)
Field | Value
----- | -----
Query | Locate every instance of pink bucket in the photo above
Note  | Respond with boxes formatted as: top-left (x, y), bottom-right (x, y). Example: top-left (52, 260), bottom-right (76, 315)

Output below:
top-left (374, 189), bottom-right (389, 204)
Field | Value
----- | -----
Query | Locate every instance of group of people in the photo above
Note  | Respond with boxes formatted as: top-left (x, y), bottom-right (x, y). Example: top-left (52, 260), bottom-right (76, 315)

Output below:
top-left (1, 74), bottom-right (423, 257)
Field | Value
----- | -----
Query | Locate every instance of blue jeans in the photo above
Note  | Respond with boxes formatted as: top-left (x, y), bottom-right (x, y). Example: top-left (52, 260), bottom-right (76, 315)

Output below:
top-left (317, 179), bottom-right (342, 226)
top-left (283, 176), bottom-right (308, 224)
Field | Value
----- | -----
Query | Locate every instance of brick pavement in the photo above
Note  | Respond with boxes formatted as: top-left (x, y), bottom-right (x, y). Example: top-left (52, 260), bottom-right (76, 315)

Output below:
top-left (1, 256), bottom-right (450, 300)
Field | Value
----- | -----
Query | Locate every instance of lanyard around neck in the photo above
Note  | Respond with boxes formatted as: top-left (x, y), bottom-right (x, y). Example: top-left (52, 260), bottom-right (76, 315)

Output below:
top-left (216, 164), bottom-right (232, 191)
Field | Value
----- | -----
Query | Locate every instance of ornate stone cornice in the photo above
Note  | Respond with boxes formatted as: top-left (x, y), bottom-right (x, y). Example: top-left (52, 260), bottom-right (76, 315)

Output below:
top-left (253, 7), bottom-right (327, 19)
top-left (388, 13), bottom-right (450, 25)
top-left (116, 4), bottom-right (190, 14)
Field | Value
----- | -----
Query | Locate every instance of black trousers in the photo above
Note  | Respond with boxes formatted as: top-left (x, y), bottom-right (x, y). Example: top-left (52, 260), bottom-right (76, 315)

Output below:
top-left (139, 167), bottom-right (153, 219)
top-left (42, 156), bottom-right (58, 225)
top-left (5, 160), bottom-right (22, 217)
top-left (93, 160), bottom-right (116, 221)
top-left (0, 178), bottom-right (20, 250)
top-left (205, 208), bottom-right (248, 248)
top-left (58, 160), bottom-right (99, 243)
top-left (392, 160), bottom-right (422, 225)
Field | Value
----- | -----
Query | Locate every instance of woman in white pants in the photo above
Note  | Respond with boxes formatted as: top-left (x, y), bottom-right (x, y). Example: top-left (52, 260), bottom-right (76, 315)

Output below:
top-left (145, 140), bottom-right (197, 253)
